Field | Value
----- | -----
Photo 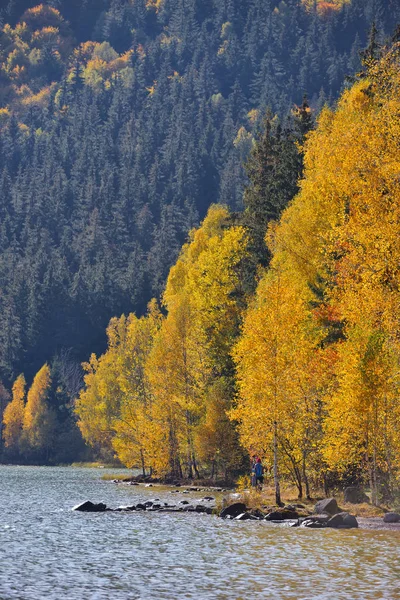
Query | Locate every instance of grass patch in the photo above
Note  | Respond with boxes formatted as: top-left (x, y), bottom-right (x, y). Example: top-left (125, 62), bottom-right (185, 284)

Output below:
top-left (101, 473), bottom-right (133, 481)
top-left (339, 501), bottom-right (386, 517)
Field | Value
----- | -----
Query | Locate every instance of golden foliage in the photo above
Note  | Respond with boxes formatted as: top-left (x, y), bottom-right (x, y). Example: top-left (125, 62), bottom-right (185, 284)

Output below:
top-left (0, 5), bottom-right (73, 115)
top-left (247, 108), bottom-right (259, 124)
top-left (147, 204), bottom-right (249, 477)
top-left (80, 43), bottom-right (134, 91)
top-left (146, 0), bottom-right (164, 11)
top-left (232, 261), bottom-right (329, 494)
top-left (301, 0), bottom-right (351, 15)
top-left (21, 5), bottom-right (66, 31)
top-left (75, 302), bottom-right (164, 470)
top-left (237, 44), bottom-right (400, 497)
top-left (0, 107), bottom-right (10, 126)
top-left (23, 364), bottom-right (56, 452)
top-left (21, 85), bottom-right (52, 108)
top-left (3, 374), bottom-right (26, 449)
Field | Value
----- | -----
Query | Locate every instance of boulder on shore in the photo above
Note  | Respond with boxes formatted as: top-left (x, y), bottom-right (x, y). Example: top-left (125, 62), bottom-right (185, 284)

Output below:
top-left (72, 501), bottom-right (108, 512)
top-left (326, 512), bottom-right (358, 529)
top-left (314, 498), bottom-right (340, 516)
top-left (344, 487), bottom-right (369, 504)
top-left (220, 502), bottom-right (247, 519)
top-left (383, 512), bottom-right (400, 523)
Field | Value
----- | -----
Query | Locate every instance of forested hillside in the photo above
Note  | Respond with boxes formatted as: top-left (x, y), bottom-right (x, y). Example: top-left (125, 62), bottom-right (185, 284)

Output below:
top-left (0, 0), bottom-right (396, 385)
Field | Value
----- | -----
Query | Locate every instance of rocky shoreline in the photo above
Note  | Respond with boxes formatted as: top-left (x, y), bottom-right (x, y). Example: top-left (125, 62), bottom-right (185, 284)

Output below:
top-left (72, 496), bottom-right (216, 515)
top-left (72, 491), bottom-right (400, 532)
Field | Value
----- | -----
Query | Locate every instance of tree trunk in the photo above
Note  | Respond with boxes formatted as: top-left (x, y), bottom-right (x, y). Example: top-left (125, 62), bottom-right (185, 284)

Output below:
top-left (192, 453), bottom-right (200, 479)
top-left (383, 395), bottom-right (394, 502)
top-left (273, 420), bottom-right (283, 506)
top-left (140, 449), bottom-right (146, 477)
top-left (370, 455), bottom-right (378, 506)
top-left (295, 466), bottom-right (303, 500)
top-left (302, 452), bottom-right (311, 500)
top-left (323, 472), bottom-right (329, 497)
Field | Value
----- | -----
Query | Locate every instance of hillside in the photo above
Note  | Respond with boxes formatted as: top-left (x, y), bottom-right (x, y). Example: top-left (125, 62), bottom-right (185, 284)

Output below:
top-left (0, 0), bottom-right (396, 385)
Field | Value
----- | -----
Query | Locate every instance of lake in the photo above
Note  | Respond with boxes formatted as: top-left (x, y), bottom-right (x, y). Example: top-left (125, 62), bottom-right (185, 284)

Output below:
top-left (0, 465), bottom-right (399, 599)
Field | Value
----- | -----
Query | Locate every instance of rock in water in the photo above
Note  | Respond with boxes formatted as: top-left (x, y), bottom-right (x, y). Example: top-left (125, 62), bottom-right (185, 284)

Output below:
top-left (264, 509), bottom-right (299, 521)
top-left (234, 513), bottom-right (259, 521)
top-left (300, 520), bottom-right (324, 528)
top-left (341, 513), bottom-right (359, 528)
top-left (314, 498), bottom-right (340, 516)
top-left (326, 512), bottom-right (358, 529)
top-left (72, 501), bottom-right (107, 512)
top-left (383, 512), bottom-right (400, 523)
top-left (344, 487), bottom-right (369, 504)
top-left (220, 503), bottom-right (247, 519)
top-left (299, 516), bottom-right (329, 527)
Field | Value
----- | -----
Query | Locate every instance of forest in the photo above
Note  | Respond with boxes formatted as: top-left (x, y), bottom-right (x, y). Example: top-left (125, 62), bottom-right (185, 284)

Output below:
top-left (1, 1), bottom-right (399, 500)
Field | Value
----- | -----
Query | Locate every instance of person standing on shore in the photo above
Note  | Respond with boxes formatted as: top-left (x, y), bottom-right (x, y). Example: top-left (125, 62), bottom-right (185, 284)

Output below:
top-left (251, 455), bottom-right (258, 487)
top-left (254, 458), bottom-right (264, 490)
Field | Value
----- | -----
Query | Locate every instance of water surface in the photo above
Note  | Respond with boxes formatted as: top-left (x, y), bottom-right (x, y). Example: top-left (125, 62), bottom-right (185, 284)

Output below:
top-left (0, 465), bottom-right (399, 599)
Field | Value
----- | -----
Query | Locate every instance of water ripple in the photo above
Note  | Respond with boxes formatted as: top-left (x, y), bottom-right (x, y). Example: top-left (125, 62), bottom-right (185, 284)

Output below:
top-left (0, 466), bottom-right (399, 599)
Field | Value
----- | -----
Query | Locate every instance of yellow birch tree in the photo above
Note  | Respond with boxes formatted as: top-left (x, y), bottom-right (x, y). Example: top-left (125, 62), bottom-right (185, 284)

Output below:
top-left (3, 374), bottom-right (26, 451)
top-left (23, 364), bottom-right (56, 457)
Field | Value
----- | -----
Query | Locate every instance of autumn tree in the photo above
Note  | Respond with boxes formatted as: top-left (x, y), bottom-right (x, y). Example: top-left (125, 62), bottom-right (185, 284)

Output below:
top-left (112, 300), bottom-right (164, 475)
top-left (148, 205), bottom-right (249, 479)
top-left (147, 297), bottom-right (203, 478)
top-left (2, 378), bottom-right (20, 451)
top-left (75, 301), bottom-right (164, 469)
top-left (77, 205), bottom-right (249, 478)
top-left (23, 364), bottom-right (56, 459)
top-left (75, 317), bottom-right (130, 460)
top-left (232, 247), bottom-right (329, 501)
